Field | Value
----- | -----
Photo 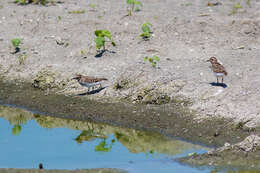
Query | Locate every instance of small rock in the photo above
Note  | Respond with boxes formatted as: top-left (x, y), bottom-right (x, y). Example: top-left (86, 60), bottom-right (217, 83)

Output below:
top-left (224, 142), bottom-right (231, 147)
top-left (213, 131), bottom-right (219, 137)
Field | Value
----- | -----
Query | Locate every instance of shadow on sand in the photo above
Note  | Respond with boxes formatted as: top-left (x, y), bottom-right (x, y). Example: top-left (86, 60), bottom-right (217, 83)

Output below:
top-left (95, 50), bottom-right (116, 58)
top-left (209, 82), bottom-right (228, 88)
top-left (77, 87), bottom-right (106, 96)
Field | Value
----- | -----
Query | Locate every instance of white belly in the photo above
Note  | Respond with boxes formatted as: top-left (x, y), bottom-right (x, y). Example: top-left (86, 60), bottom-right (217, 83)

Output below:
top-left (79, 81), bottom-right (101, 88)
top-left (214, 72), bottom-right (224, 77)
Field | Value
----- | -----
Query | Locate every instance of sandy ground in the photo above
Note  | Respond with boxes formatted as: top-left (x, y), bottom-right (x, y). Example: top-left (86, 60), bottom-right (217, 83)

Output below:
top-left (0, 0), bottom-right (260, 127)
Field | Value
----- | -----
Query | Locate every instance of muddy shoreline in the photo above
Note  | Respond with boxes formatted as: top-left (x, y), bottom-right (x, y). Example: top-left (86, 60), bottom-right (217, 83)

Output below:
top-left (0, 79), bottom-right (256, 148)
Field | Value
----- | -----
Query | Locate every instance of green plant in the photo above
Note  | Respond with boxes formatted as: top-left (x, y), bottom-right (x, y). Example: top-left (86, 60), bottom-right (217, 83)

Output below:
top-left (126, 0), bottom-right (142, 16)
top-left (144, 55), bottom-right (160, 68)
top-left (68, 10), bottom-right (86, 14)
top-left (11, 38), bottom-right (21, 48)
top-left (89, 3), bottom-right (95, 9)
top-left (94, 30), bottom-right (116, 52)
top-left (229, 2), bottom-right (242, 15)
top-left (140, 22), bottom-right (152, 40)
top-left (18, 54), bottom-right (27, 65)
top-left (11, 38), bottom-right (22, 53)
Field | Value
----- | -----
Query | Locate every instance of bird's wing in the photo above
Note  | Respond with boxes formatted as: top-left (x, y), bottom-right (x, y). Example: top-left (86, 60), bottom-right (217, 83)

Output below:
top-left (213, 63), bottom-right (227, 75)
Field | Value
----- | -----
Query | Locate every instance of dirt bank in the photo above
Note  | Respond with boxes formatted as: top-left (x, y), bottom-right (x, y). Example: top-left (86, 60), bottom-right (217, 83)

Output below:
top-left (178, 134), bottom-right (260, 170)
top-left (1, 79), bottom-right (257, 147)
top-left (0, 0), bottom-right (260, 128)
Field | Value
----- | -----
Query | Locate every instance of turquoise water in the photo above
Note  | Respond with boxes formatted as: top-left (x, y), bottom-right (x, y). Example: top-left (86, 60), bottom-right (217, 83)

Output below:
top-left (0, 105), bottom-right (214, 173)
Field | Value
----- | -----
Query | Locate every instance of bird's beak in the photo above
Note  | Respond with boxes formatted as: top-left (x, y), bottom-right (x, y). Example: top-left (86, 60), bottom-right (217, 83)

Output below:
top-left (72, 77), bottom-right (78, 80)
top-left (206, 59), bottom-right (210, 62)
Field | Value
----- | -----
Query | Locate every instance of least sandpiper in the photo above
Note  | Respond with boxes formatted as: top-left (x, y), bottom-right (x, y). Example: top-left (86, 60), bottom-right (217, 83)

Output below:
top-left (72, 74), bottom-right (108, 92)
top-left (207, 57), bottom-right (228, 83)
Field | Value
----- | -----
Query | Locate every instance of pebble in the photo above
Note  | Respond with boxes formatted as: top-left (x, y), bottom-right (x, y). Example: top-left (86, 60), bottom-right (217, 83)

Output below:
top-left (224, 142), bottom-right (231, 147)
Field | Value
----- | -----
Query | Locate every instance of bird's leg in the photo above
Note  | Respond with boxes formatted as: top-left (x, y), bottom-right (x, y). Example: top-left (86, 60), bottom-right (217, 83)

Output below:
top-left (217, 77), bottom-right (219, 83)
top-left (221, 76), bottom-right (224, 83)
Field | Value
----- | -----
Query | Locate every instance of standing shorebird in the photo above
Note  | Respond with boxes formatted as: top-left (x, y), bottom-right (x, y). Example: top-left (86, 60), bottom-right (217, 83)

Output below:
top-left (72, 74), bottom-right (108, 92)
top-left (207, 57), bottom-right (228, 83)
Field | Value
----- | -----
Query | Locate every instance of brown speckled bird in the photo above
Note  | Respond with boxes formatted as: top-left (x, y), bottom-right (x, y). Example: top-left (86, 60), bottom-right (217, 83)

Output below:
top-left (207, 57), bottom-right (227, 83)
top-left (72, 74), bottom-right (108, 91)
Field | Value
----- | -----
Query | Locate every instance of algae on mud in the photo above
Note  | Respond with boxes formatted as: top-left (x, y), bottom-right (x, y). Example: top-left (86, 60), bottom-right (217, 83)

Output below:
top-left (0, 79), bottom-right (255, 148)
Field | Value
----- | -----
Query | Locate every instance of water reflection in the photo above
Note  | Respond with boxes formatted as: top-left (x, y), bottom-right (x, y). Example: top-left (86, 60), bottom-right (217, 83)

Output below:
top-left (0, 105), bottom-right (206, 156)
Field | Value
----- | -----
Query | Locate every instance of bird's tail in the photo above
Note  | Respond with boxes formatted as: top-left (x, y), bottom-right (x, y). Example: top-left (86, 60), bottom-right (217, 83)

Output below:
top-left (100, 78), bottom-right (108, 81)
top-left (224, 71), bottom-right (228, 76)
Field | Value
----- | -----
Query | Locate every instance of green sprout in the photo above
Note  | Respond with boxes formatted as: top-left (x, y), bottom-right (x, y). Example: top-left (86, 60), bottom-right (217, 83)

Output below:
top-left (144, 55), bottom-right (160, 68)
top-left (11, 38), bottom-right (22, 53)
top-left (68, 10), bottom-right (86, 14)
top-left (11, 38), bottom-right (21, 48)
top-left (18, 54), bottom-right (27, 65)
top-left (94, 30), bottom-right (116, 52)
top-left (140, 22), bottom-right (152, 40)
top-left (89, 3), bottom-right (95, 9)
top-left (126, 0), bottom-right (142, 16)
top-left (229, 2), bottom-right (242, 15)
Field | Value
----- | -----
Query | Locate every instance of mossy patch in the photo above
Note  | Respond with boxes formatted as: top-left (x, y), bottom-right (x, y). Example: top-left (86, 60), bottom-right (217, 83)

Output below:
top-left (32, 69), bottom-right (58, 90)
top-left (134, 85), bottom-right (171, 105)
top-left (113, 78), bottom-right (133, 90)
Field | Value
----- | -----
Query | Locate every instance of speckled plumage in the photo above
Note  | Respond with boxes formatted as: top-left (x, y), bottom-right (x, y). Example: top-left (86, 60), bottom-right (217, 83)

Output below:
top-left (73, 74), bottom-right (107, 91)
top-left (207, 57), bottom-right (227, 83)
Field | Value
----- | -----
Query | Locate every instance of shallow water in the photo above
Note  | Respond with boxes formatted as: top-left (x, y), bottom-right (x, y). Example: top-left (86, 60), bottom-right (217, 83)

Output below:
top-left (0, 104), bottom-right (217, 173)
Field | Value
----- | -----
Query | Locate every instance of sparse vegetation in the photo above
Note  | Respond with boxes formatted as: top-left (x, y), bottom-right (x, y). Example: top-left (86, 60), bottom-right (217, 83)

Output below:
top-left (11, 38), bottom-right (22, 53)
top-left (229, 2), bottom-right (242, 15)
top-left (68, 10), bottom-right (86, 14)
top-left (126, 0), bottom-right (142, 16)
top-left (18, 54), bottom-right (27, 65)
top-left (144, 55), bottom-right (160, 68)
top-left (140, 22), bottom-right (152, 40)
top-left (89, 3), bottom-right (95, 9)
top-left (14, 0), bottom-right (49, 5)
top-left (94, 30), bottom-right (116, 53)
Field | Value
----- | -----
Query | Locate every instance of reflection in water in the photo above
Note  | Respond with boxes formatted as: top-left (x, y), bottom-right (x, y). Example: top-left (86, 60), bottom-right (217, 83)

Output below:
top-left (12, 124), bottom-right (22, 136)
top-left (95, 139), bottom-right (115, 152)
top-left (227, 171), bottom-right (260, 173)
top-left (0, 105), bottom-right (206, 156)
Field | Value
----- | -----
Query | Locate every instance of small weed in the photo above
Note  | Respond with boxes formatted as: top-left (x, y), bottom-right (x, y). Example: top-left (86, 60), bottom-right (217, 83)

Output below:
top-left (234, 2), bottom-right (242, 9)
top-left (15, 0), bottom-right (49, 5)
top-left (58, 16), bottom-right (61, 20)
top-left (126, 0), bottom-right (142, 16)
top-left (229, 2), bottom-right (242, 15)
top-left (144, 55), bottom-right (160, 68)
top-left (247, 0), bottom-right (251, 6)
top-left (94, 30), bottom-right (116, 53)
top-left (140, 22), bottom-right (152, 40)
top-left (184, 2), bottom-right (192, 6)
top-left (68, 10), bottom-right (86, 14)
top-left (80, 50), bottom-right (86, 56)
top-left (11, 38), bottom-right (22, 53)
top-left (18, 54), bottom-right (27, 65)
top-left (89, 3), bottom-right (95, 9)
